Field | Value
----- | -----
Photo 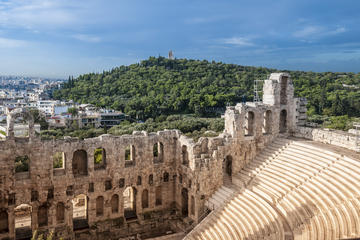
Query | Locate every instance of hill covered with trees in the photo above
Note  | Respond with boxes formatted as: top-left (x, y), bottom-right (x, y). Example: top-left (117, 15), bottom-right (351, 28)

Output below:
top-left (53, 57), bottom-right (360, 129)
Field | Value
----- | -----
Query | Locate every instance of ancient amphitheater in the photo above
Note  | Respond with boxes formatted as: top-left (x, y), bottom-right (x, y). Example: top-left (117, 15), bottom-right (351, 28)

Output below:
top-left (0, 73), bottom-right (359, 240)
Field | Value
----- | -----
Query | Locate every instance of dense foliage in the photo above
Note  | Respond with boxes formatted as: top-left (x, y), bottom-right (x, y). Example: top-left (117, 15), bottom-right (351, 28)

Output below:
top-left (53, 57), bottom-right (360, 130)
top-left (53, 57), bottom-right (274, 119)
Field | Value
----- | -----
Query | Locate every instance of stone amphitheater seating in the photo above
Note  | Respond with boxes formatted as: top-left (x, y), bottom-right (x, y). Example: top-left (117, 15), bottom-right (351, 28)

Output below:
top-left (185, 137), bottom-right (360, 240)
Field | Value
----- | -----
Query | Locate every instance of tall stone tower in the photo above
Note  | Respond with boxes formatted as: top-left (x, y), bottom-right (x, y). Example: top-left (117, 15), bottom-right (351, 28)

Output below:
top-left (262, 72), bottom-right (296, 134)
top-left (224, 72), bottom-right (298, 138)
top-left (168, 50), bottom-right (174, 60)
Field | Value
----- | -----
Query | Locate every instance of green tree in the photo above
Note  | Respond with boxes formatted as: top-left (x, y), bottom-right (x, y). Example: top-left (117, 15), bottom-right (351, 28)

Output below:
top-left (67, 107), bottom-right (78, 116)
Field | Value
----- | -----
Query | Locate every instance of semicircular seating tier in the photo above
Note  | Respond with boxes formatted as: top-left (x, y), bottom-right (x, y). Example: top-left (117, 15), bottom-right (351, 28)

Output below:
top-left (185, 137), bottom-right (360, 240)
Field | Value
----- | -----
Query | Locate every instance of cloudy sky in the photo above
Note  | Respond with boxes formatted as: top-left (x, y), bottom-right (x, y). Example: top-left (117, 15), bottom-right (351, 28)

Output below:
top-left (0, 0), bottom-right (360, 78)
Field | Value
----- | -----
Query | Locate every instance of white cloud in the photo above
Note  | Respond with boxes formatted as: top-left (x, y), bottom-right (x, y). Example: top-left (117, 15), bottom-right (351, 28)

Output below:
top-left (293, 26), bottom-right (321, 38)
top-left (0, 37), bottom-right (27, 48)
top-left (293, 26), bottom-right (347, 38)
top-left (221, 37), bottom-right (254, 47)
top-left (72, 34), bottom-right (101, 43)
top-left (0, 0), bottom-right (78, 30)
top-left (329, 27), bottom-right (346, 35)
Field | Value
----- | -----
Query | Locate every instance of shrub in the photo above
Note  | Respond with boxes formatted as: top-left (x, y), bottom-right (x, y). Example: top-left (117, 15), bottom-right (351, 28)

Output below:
top-left (15, 155), bottom-right (29, 173)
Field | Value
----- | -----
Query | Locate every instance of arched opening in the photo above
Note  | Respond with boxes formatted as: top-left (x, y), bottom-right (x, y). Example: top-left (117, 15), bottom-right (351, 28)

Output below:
top-left (224, 155), bottom-right (232, 177)
top-left (263, 110), bottom-right (272, 135)
top-left (245, 111), bottom-right (255, 136)
top-left (181, 188), bottom-right (188, 217)
top-left (163, 172), bottom-right (169, 182)
top-left (155, 186), bottom-right (162, 206)
top-left (280, 76), bottom-right (288, 105)
top-left (111, 194), bottom-right (119, 213)
top-left (153, 142), bottom-right (164, 163)
top-left (123, 187), bottom-right (137, 220)
top-left (7, 110), bottom-right (35, 139)
top-left (94, 148), bottom-right (106, 170)
top-left (142, 189), bottom-right (149, 209)
top-left (137, 176), bottom-right (142, 186)
top-left (72, 194), bottom-right (88, 230)
top-left (191, 196), bottom-right (195, 216)
top-left (56, 202), bottom-right (65, 223)
top-left (182, 145), bottom-right (189, 166)
top-left (119, 178), bottom-right (125, 188)
top-left (15, 155), bottom-right (30, 173)
top-left (280, 109), bottom-right (287, 133)
top-left (125, 145), bottom-right (135, 167)
top-left (38, 205), bottom-right (48, 227)
top-left (148, 174), bottom-right (154, 186)
top-left (53, 152), bottom-right (65, 169)
top-left (72, 150), bottom-right (88, 177)
top-left (96, 196), bottom-right (104, 216)
top-left (31, 190), bottom-right (38, 202)
top-left (0, 210), bottom-right (8, 234)
top-left (14, 204), bottom-right (32, 239)
top-left (223, 155), bottom-right (232, 185)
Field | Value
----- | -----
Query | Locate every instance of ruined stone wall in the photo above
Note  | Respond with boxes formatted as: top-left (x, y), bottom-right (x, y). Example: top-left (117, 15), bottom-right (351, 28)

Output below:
top-left (0, 130), bottom-right (181, 239)
top-left (294, 126), bottom-right (360, 152)
top-left (0, 72), bottom-right (335, 239)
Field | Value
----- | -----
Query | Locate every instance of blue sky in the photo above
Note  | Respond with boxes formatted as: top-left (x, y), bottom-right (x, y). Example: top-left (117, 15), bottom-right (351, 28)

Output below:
top-left (0, 0), bottom-right (360, 78)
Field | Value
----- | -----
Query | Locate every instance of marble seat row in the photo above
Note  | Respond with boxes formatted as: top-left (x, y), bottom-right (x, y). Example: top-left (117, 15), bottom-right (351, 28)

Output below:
top-left (185, 138), bottom-right (360, 240)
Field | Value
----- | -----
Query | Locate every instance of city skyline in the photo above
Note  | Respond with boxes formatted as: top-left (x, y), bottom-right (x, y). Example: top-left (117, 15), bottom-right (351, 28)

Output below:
top-left (1, 0), bottom-right (360, 78)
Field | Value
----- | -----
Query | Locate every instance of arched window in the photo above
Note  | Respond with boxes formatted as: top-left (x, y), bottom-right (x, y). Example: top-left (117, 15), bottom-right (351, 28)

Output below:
top-left (94, 148), bottom-right (106, 170)
top-left (123, 187), bottom-right (136, 220)
top-left (72, 194), bottom-right (88, 230)
top-left (155, 186), bottom-right (162, 206)
top-left (0, 210), bottom-right (8, 233)
top-left (15, 155), bottom-right (30, 173)
top-left (153, 142), bottom-right (164, 163)
top-left (263, 110), bottom-right (272, 134)
top-left (53, 152), bottom-right (65, 169)
top-left (142, 189), bottom-right (149, 209)
top-left (31, 190), bottom-right (38, 202)
top-left (182, 145), bottom-right (189, 166)
top-left (111, 194), bottom-right (119, 213)
top-left (38, 205), bottom-right (48, 227)
top-left (56, 202), bottom-right (65, 223)
top-left (72, 150), bottom-right (88, 177)
top-left (245, 111), bottom-right (255, 136)
top-left (148, 174), bottom-right (154, 186)
top-left (137, 176), bottom-right (142, 186)
top-left (163, 172), bottom-right (169, 182)
top-left (15, 204), bottom-right (32, 238)
top-left (96, 196), bottom-right (104, 216)
top-left (7, 110), bottom-right (35, 138)
top-left (125, 145), bottom-right (135, 167)
top-left (280, 109), bottom-right (287, 133)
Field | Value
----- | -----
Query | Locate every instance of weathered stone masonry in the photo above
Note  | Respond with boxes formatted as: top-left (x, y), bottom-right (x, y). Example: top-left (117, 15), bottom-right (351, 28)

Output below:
top-left (0, 73), bottom-right (315, 239)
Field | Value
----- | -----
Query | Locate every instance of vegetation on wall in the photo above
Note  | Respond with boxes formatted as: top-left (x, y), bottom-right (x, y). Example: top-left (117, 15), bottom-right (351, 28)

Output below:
top-left (15, 155), bottom-right (30, 173)
top-left (53, 152), bottom-right (64, 168)
top-left (94, 148), bottom-right (104, 164)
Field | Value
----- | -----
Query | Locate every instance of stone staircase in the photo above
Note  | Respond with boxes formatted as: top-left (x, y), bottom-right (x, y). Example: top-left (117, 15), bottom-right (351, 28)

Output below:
top-left (205, 185), bottom-right (236, 210)
top-left (185, 137), bottom-right (360, 240)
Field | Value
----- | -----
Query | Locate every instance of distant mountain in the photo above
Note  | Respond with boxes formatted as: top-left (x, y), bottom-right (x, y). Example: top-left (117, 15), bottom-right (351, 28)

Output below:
top-left (53, 57), bottom-right (360, 120)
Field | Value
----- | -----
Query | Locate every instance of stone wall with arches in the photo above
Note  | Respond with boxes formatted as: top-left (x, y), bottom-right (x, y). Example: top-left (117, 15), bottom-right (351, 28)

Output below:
top-left (0, 72), bottom-right (310, 239)
top-left (0, 130), bottom-right (181, 239)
